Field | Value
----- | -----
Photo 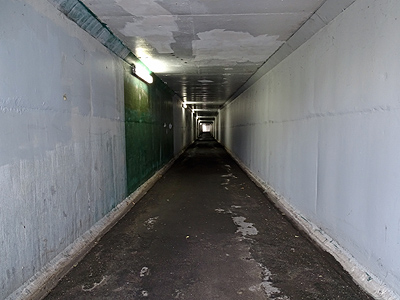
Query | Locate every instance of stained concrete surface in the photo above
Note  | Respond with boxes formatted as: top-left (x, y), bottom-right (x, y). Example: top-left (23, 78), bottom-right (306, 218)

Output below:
top-left (45, 133), bottom-right (373, 300)
top-left (80, 0), bottom-right (354, 108)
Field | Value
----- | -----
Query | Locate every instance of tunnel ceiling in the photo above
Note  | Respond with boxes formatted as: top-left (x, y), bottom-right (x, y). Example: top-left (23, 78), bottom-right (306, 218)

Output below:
top-left (77, 0), bottom-right (354, 118)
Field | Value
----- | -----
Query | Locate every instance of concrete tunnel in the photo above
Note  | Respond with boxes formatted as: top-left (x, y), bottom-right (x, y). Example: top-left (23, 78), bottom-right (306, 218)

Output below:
top-left (1, 0), bottom-right (400, 299)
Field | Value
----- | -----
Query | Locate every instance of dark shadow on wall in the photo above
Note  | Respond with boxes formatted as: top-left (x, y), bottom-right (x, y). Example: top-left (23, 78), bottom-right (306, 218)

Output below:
top-left (124, 65), bottom-right (174, 194)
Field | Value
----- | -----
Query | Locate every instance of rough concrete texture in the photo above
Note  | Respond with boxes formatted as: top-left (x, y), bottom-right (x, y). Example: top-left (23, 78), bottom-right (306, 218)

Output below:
top-left (124, 66), bottom-right (175, 195)
top-left (80, 0), bottom-right (335, 105)
top-left (173, 96), bottom-right (195, 157)
top-left (218, 0), bottom-right (400, 295)
top-left (45, 134), bottom-right (372, 300)
top-left (0, 1), bottom-right (126, 298)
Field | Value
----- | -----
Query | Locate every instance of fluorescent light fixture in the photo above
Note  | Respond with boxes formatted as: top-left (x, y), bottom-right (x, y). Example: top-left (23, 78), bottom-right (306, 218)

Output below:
top-left (185, 101), bottom-right (223, 105)
top-left (192, 108), bottom-right (218, 111)
top-left (132, 63), bottom-right (153, 84)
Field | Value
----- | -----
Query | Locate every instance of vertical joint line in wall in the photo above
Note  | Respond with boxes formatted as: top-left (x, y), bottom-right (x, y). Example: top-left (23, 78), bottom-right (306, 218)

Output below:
top-left (315, 128), bottom-right (319, 214)
top-left (89, 67), bottom-right (94, 119)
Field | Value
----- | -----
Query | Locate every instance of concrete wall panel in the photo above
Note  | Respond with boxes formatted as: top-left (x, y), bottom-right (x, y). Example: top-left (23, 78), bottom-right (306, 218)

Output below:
top-left (173, 98), bottom-right (195, 156)
top-left (0, 1), bottom-right (126, 298)
top-left (124, 70), bottom-right (176, 194)
top-left (219, 0), bottom-right (400, 295)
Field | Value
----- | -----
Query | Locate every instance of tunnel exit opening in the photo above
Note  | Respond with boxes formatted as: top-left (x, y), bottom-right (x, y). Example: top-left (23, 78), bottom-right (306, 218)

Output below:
top-left (201, 123), bottom-right (212, 133)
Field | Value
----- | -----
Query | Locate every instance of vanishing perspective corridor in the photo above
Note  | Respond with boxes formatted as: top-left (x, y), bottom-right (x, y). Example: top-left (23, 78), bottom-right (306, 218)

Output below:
top-left (2, 0), bottom-right (400, 299)
top-left (45, 134), bottom-right (371, 300)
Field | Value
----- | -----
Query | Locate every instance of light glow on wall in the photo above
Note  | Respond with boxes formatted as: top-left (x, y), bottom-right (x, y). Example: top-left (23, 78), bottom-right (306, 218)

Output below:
top-left (136, 48), bottom-right (169, 73)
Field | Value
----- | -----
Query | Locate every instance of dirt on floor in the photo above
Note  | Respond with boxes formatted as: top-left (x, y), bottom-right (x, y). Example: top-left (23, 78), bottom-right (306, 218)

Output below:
top-left (45, 134), bottom-right (373, 300)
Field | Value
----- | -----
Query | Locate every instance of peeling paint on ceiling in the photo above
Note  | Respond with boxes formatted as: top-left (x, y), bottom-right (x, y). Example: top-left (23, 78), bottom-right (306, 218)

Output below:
top-left (193, 30), bottom-right (283, 65)
top-left (115, 0), bottom-right (178, 53)
top-left (121, 17), bottom-right (178, 53)
top-left (116, 0), bottom-right (171, 16)
top-left (77, 0), bottom-right (356, 118)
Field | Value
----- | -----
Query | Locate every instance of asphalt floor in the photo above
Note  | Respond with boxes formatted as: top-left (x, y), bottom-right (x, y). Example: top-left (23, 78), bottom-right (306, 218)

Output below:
top-left (45, 133), bottom-right (373, 300)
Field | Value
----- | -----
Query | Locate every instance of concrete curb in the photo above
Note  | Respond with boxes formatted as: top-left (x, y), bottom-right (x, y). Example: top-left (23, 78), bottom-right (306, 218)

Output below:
top-left (225, 147), bottom-right (400, 300)
top-left (5, 153), bottom-right (181, 300)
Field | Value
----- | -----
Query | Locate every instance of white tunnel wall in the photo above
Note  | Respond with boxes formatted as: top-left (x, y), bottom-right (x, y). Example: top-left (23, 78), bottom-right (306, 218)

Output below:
top-left (0, 1), bottom-right (126, 298)
top-left (219, 0), bottom-right (400, 295)
top-left (173, 98), bottom-right (195, 156)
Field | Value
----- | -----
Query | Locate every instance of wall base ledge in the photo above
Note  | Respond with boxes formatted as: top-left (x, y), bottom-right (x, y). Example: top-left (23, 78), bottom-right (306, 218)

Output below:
top-left (6, 155), bottom-right (179, 300)
top-left (225, 147), bottom-right (400, 300)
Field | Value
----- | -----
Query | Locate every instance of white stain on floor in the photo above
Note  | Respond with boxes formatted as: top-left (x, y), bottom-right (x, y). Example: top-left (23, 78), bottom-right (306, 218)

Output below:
top-left (249, 263), bottom-right (290, 299)
top-left (232, 216), bottom-right (258, 236)
top-left (144, 216), bottom-right (159, 230)
top-left (215, 208), bottom-right (232, 214)
top-left (221, 173), bottom-right (233, 178)
top-left (173, 289), bottom-right (184, 299)
top-left (221, 171), bottom-right (238, 189)
top-left (214, 207), bottom-right (289, 298)
top-left (82, 275), bottom-right (108, 292)
top-left (214, 201), bottom-right (288, 298)
top-left (140, 266), bottom-right (150, 277)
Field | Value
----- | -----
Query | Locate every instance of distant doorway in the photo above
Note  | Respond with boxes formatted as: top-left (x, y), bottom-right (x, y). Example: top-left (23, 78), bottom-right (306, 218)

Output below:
top-left (201, 123), bottom-right (212, 133)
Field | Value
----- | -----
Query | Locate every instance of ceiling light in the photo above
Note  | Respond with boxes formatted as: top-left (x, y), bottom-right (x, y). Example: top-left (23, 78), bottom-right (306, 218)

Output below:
top-left (192, 108), bottom-right (218, 111)
top-left (131, 63), bottom-right (153, 84)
